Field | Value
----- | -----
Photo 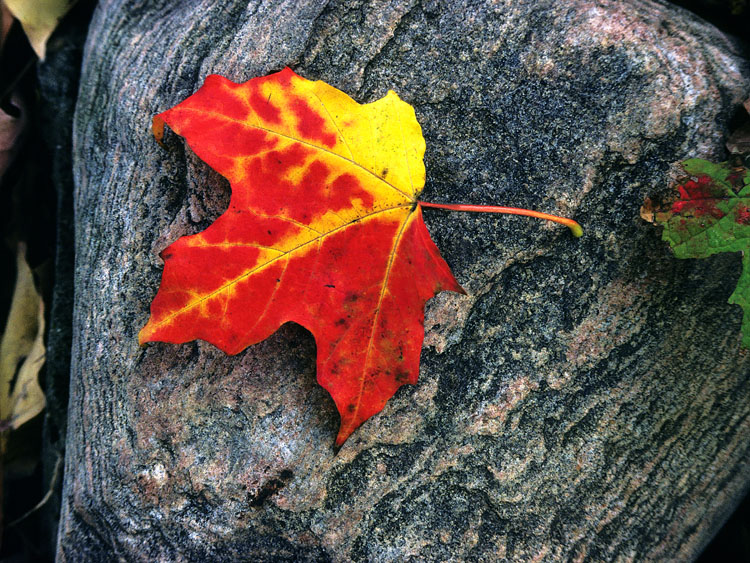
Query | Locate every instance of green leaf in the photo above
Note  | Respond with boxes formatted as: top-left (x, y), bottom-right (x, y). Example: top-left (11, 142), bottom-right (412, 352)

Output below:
top-left (653, 158), bottom-right (750, 346)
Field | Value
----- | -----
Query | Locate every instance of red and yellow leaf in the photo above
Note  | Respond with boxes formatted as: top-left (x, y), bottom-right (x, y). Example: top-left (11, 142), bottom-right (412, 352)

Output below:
top-left (140, 68), bottom-right (463, 445)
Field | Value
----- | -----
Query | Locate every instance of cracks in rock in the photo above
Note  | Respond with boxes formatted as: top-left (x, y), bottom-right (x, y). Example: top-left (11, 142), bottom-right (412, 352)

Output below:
top-left (293, 0), bottom-right (346, 75)
top-left (247, 469), bottom-right (294, 507)
top-left (356, 1), bottom-right (419, 99)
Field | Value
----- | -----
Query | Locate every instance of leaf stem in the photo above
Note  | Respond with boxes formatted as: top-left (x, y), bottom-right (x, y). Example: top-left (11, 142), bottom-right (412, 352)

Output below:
top-left (419, 201), bottom-right (583, 237)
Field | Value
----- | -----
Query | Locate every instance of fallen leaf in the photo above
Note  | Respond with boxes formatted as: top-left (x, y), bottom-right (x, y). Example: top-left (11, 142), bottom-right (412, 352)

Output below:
top-left (643, 158), bottom-right (750, 346)
top-left (0, 243), bottom-right (46, 434)
top-left (2, 0), bottom-right (77, 60)
top-left (6, 302), bottom-right (45, 431)
top-left (141, 68), bottom-right (464, 445)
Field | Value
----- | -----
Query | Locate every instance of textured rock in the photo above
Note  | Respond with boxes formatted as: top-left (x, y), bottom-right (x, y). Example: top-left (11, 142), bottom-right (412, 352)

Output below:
top-left (37, 2), bottom-right (94, 554)
top-left (59, 0), bottom-right (750, 560)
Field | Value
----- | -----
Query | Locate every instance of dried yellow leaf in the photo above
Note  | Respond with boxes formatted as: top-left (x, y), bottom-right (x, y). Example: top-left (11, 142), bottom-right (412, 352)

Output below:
top-left (3, 0), bottom-right (77, 60)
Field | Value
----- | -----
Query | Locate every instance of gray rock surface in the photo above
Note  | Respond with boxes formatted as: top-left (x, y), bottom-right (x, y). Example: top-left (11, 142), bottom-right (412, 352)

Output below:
top-left (37, 3), bottom-right (94, 554)
top-left (58, 0), bottom-right (750, 560)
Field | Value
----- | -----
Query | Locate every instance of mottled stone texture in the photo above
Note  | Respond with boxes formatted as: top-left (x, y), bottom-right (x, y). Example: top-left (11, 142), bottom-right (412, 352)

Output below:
top-left (59, 0), bottom-right (750, 560)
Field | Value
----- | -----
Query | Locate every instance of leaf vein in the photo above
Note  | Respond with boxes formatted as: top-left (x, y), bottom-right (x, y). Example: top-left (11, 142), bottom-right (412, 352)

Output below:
top-left (311, 90), bottom-right (356, 161)
top-left (151, 204), bottom-right (411, 329)
top-left (180, 107), bottom-right (414, 200)
top-left (341, 206), bottom-right (416, 436)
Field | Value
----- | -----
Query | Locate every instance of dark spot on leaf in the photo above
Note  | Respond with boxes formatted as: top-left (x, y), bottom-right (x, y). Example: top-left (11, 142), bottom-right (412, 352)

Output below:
top-left (248, 81), bottom-right (281, 123)
top-left (394, 370), bottom-right (410, 384)
top-left (325, 284), bottom-right (335, 288)
top-left (347, 404), bottom-right (356, 413)
top-left (381, 167), bottom-right (389, 177)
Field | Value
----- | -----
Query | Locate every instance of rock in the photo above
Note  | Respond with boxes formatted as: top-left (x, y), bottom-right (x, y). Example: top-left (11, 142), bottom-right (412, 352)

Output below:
top-left (58, 0), bottom-right (750, 560)
top-left (37, 2), bottom-right (94, 554)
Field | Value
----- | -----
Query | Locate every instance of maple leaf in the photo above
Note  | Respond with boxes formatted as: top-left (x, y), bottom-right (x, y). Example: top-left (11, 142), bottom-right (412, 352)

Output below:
top-left (140, 68), bottom-right (582, 445)
top-left (140, 68), bottom-right (464, 445)
top-left (642, 158), bottom-right (750, 347)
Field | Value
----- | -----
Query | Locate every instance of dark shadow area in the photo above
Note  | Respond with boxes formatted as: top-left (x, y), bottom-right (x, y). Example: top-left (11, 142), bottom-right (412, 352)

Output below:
top-left (698, 490), bottom-right (750, 562)
top-left (0, 1), bottom-right (95, 561)
top-left (671, 0), bottom-right (750, 45)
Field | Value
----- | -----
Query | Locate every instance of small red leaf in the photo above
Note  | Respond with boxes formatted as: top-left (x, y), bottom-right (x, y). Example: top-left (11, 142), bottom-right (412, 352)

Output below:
top-left (671, 176), bottom-right (726, 219)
